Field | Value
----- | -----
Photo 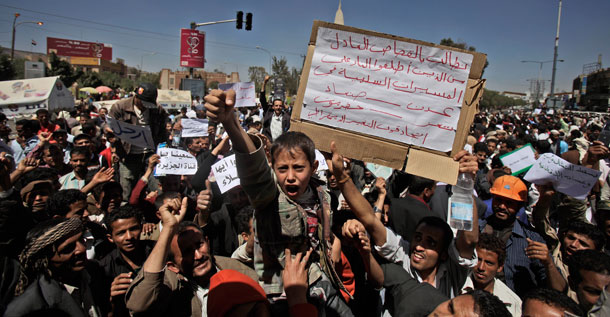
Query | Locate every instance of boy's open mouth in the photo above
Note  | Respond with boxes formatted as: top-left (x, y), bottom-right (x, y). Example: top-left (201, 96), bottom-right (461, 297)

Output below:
top-left (285, 185), bottom-right (300, 195)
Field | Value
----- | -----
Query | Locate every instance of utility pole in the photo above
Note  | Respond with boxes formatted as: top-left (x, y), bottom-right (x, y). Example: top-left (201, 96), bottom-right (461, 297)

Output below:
top-left (549, 0), bottom-right (562, 109)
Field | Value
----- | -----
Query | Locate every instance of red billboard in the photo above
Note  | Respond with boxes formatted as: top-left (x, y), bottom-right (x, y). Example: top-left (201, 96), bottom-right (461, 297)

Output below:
top-left (180, 29), bottom-right (205, 68)
top-left (47, 37), bottom-right (112, 61)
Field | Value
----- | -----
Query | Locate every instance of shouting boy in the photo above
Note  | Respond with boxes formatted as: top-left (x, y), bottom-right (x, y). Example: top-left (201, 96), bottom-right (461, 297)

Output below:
top-left (205, 90), bottom-right (351, 315)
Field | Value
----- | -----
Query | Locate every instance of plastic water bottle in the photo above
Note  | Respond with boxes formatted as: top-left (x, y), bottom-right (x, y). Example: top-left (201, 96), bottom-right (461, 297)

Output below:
top-left (450, 173), bottom-right (474, 231)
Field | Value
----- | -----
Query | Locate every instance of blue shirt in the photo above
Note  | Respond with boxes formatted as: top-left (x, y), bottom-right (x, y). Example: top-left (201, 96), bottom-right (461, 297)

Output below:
top-left (10, 137), bottom-right (39, 164)
top-left (479, 217), bottom-right (547, 297)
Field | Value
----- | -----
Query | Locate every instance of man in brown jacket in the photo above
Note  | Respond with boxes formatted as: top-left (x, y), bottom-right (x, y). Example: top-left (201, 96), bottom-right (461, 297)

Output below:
top-left (109, 83), bottom-right (168, 200)
top-left (125, 196), bottom-right (257, 317)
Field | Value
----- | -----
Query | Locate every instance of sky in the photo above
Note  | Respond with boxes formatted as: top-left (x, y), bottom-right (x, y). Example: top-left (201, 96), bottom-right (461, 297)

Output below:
top-left (1, 0), bottom-right (608, 95)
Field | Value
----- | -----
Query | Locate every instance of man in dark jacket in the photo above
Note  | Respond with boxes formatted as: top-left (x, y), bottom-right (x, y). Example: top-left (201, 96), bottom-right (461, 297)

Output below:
top-left (260, 75), bottom-right (290, 142)
top-left (109, 83), bottom-right (168, 199)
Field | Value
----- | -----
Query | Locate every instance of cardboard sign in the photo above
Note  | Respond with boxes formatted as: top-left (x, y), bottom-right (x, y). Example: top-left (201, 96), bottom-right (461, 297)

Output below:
top-left (524, 153), bottom-right (601, 200)
top-left (499, 144), bottom-right (536, 175)
top-left (290, 21), bottom-right (486, 185)
top-left (181, 118), bottom-right (209, 137)
top-left (107, 116), bottom-right (154, 149)
top-left (212, 155), bottom-right (240, 193)
top-left (218, 82), bottom-right (256, 108)
top-left (156, 148), bottom-right (198, 175)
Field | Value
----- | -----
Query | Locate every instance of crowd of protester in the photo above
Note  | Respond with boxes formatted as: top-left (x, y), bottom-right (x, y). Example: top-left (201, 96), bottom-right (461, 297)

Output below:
top-left (0, 79), bottom-right (609, 317)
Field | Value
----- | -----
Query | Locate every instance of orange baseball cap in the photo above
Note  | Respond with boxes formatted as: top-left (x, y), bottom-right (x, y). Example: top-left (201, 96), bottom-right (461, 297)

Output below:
top-left (207, 269), bottom-right (268, 317)
top-left (490, 175), bottom-right (527, 202)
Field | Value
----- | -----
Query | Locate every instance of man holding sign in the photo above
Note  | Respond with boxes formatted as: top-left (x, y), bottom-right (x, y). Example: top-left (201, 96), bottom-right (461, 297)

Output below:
top-left (109, 83), bottom-right (169, 199)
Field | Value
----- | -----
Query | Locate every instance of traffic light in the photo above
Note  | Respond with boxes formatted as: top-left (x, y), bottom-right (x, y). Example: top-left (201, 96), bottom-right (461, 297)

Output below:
top-left (236, 11), bottom-right (243, 29)
top-left (245, 13), bottom-right (252, 31)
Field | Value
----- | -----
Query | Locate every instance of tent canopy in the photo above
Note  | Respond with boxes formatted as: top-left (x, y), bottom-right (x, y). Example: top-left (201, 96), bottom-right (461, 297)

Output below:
top-left (0, 76), bottom-right (75, 118)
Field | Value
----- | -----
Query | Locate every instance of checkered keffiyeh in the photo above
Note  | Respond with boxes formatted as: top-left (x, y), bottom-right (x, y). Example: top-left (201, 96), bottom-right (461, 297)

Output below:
top-left (19, 217), bottom-right (84, 264)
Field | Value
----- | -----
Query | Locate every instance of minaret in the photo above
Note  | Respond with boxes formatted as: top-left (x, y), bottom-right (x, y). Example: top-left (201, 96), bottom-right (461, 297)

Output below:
top-left (334, 1), bottom-right (344, 25)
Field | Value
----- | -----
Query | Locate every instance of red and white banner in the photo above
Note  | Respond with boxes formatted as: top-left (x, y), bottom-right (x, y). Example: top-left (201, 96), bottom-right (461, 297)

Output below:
top-left (180, 29), bottom-right (205, 68)
top-left (47, 37), bottom-right (112, 60)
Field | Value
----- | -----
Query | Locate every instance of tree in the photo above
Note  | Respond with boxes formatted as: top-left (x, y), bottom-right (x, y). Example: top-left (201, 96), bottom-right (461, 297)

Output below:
top-left (479, 89), bottom-right (527, 110)
top-left (139, 72), bottom-right (160, 87)
top-left (78, 71), bottom-right (103, 88)
top-left (286, 67), bottom-right (301, 96)
top-left (0, 53), bottom-right (16, 81)
top-left (248, 66), bottom-right (267, 91)
top-left (208, 81), bottom-right (219, 90)
top-left (440, 38), bottom-right (489, 77)
top-left (47, 52), bottom-right (82, 87)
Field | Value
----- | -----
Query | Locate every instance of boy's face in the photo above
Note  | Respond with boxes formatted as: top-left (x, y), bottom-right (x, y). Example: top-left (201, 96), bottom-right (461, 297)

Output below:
top-left (409, 223), bottom-right (446, 273)
top-left (108, 217), bottom-right (142, 253)
top-left (272, 148), bottom-right (317, 200)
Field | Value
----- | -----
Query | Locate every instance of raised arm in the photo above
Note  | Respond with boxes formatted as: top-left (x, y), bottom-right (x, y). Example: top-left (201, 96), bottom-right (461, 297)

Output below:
top-left (204, 89), bottom-right (256, 154)
top-left (329, 141), bottom-right (388, 246)
top-left (142, 197), bottom-right (187, 273)
top-left (453, 150), bottom-right (479, 259)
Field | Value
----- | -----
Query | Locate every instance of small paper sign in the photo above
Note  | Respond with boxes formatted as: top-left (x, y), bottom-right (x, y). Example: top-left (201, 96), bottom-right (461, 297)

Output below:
top-left (212, 154), bottom-right (240, 193)
top-left (181, 118), bottom-right (209, 137)
top-left (524, 153), bottom-right (601, 200)
top-left (107, 116), bottom-right (154, 149)
top-left (156, 148), bottom-right (198, 175)
top-left (499, 144), bottom-right (536, 175)
top-left (218, 82), bottom-right (256, 108)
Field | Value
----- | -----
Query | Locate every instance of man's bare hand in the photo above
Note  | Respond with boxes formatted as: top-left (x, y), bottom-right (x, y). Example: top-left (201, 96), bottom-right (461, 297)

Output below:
top-left (454, 150), bottom-right (478, 175)
top-left (196, 180), bottom-right (213, 212)
top-left (110, 272), bottom-right (133, 297)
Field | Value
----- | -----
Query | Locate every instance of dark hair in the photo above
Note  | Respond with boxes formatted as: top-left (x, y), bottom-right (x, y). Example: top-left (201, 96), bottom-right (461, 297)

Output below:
top-left (16, 119), bottom-right (38, 132)
top-left (486, 138), bottom-right (498, 145)
top-left (36, 109), bottom-right (49, 116)
top-left (234, 206), bottom-right (254, 235)
top-left (104, 205), bottom-right (143, 233)
top-left (46, 189), bottom-right (87, 217)
top-left (82, 122), bottom-right (96, 135)
top-left (568, 250), bottom-right (610, 286)
top-left (534, 140), bottom-right (551, 154)
top-left (154, 191), bottom-right (182, 210)
top-left (560, 221), bottom-right (606, 251)
top-left (272, 98), bottom-right (284, 105)
top-left (15, 167), bottom-right (59, 192)
top-left (408, 175), bottom-right (436, 196)
top-left (414, 216), bottom-right (453, 251)
top-left (473, 142), bottom-right (488, 154)
top-left (70, 146), bottom-right (91, 159)
top-left (73, 134), bottom-right (92, 144)
top-left (523, 288), bottom-right (583, 316)
top-left (270, 131), bottom-right (316, 167)
top-left (42, 143), bottom-right (62, 154)
top-left (466, 289), bottom-right (511, 317)
top-left (503, 139), bottom-right (516, 151)
top-left (477, 233), bottom-right (506, 265)
top-left (92, 181), bottom-right (122, 202)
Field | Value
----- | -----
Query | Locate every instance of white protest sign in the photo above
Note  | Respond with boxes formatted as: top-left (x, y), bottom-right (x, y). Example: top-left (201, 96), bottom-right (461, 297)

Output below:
top-left (212, 154), bottom-right (240, 193)
top-left (219, 82), bottom-right (256, 108)
top-left (534, 109), bottom-right (542, 114)
top-left (156, 148), bottom-right (198, 175)
top-left (181, 118), bottom-right (209, 137)
top-left (524, 153), bottom-right (601, 200)
top-left (499, 144), bottom-right (536, 175)
top-left (301, 27), bottom-right (473, 152)
top-left (547, 109), bottom-right (554, 115)
top-left (107, 116), bottom-right (154, 149)
top-left (366, 162), bottom-right (394, 179)
top-left (315, 149), bottom-right (329, 171)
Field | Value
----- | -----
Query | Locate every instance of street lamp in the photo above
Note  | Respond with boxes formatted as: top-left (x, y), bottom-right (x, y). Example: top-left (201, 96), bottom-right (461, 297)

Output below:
top-left (256, 46), bottom-right (272, 75)
top-left (11, 13), bottom-right (43, 60)
top-left (521, 59), bottom-right (564, 102)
